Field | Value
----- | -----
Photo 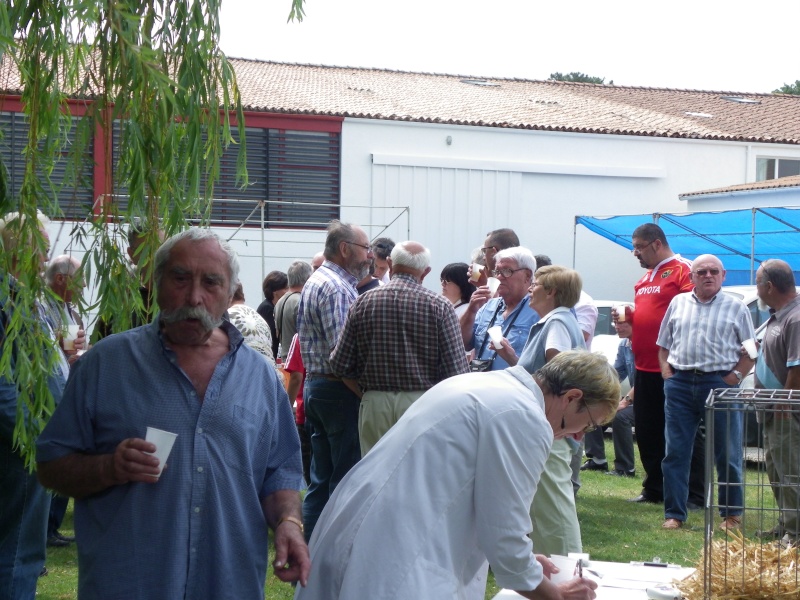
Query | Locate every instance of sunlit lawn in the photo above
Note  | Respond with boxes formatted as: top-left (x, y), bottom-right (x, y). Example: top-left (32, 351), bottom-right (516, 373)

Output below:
top-left (37, 438), bottom-right (776, 600)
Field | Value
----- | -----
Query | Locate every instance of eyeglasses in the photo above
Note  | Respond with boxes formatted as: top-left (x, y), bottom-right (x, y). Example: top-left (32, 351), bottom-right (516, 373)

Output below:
top-left (693, 268), bottom-right (721, 277)
top-left (583, 404), bottom-right (600, 434)
top-left (530, 281), bottom-right (543, 288)
top-left (492, 267), bottom-right (527, 278)
top-left (631, 240), bottom-right (656, 254)
top-left (440, 279), bottom-right (453, 286)
top-left (345, 241), bottom-right (372, 252)
top-left (481, 245), bottom-right (498, 256)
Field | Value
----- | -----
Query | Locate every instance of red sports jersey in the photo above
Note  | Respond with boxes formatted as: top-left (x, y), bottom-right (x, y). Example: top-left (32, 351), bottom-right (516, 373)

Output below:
top-left (284, 333), bottom-right (306, 424)
top-left (631, 255), bottom-right (693, 372)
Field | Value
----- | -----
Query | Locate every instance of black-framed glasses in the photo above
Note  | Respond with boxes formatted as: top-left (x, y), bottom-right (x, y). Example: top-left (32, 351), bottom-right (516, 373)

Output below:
top-left (345, 241), bottom-right (372, 252)
top-left (481, 245), bottom-right (498, 256)
top-left (492, 267), bottom-right (526, 278)
top-left (694, 268), bottom-right (721, 277)
top-left (631, 240), bottom-right (656, 254)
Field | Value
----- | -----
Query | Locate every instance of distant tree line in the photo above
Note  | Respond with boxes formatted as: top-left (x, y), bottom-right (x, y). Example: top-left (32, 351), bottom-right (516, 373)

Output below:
top-left (549, 72), bottom-right (613, 85)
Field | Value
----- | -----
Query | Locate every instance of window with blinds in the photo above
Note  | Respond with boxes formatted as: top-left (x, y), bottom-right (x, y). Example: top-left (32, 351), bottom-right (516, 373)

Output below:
top-left (0, 111), bottom-right (95, 220)
top-left (112, 122), bottom-right (341, 229)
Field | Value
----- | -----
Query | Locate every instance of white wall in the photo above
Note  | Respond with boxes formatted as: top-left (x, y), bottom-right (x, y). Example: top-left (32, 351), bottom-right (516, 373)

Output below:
top-left (339, 118), bottom-right (800, 300)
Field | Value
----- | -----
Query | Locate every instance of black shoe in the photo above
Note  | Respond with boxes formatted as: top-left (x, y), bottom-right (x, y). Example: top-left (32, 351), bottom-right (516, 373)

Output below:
top-left (39, 566), bottom-right (48, 577)
top-left (628, 493), bottom-right (661, 504)
top-left (686, 501), bottom-right (703, 512)
top-left (580, 459), bottom-right (608, 472)
top-left (47, 535), bottom-right (70, 548)
top-left (606, 469), bottom-right (636, 478)
top-left (53, 531), bottom-right (75, 543)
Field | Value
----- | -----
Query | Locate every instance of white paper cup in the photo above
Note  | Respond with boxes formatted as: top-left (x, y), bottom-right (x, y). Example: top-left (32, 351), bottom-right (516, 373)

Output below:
top-left (470, 263), bottom-right (485, 282)
top-left (487, 325), bottom-right (503, 348)
top-left (549, 554), bottom-right (578, 583)
top-left (742, 338), bottom-right (758, 360)
top-left (63, 324), bottom-right (81, 351)
top-left (486, 277), bottom-right (501, 294)
top-left (145, 427), bottom-right (178, 478)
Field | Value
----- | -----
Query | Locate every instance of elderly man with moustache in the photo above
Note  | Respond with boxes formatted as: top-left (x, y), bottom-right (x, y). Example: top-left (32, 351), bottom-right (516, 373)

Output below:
top-left (297, 220), bottom-right (374, 541)
top-left (657, 254), bottom-right (755, 530)
top-left (36, 229), bottom-right (308, 598)
top-left (754, 259), bottom-right (800, 546)
top-left (460, 246), bottom-right (539, 372)
top-left (330, 241), bottom-right (469, 455)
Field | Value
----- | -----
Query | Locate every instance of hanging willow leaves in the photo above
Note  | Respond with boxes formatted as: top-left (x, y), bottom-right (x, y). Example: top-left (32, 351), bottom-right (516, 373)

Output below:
top-left (0, 0), bottom-right (315, 467)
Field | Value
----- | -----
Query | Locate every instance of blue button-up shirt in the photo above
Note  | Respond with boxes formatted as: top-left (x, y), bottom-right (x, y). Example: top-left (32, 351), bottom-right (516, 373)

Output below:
top-left (37, 318), bottom-right (303, 600)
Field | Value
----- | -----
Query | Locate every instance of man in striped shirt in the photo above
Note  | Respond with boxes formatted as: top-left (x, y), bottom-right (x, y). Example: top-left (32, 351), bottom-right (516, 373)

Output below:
top-left (297, 220), bottom-right (374, 541)
top-left (656, 254), bottom-right (755, 530)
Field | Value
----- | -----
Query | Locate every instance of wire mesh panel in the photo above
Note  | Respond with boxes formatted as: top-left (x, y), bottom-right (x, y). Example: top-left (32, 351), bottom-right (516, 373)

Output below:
top-left (702, 388), bottom-right (800, 599)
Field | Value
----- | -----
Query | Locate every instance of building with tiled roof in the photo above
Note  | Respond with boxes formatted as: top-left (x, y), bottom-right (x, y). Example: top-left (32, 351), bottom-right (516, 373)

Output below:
top-left (229, 59), bottom-right (800, 144)
top-left (4, 58), bottom-right (800, 301)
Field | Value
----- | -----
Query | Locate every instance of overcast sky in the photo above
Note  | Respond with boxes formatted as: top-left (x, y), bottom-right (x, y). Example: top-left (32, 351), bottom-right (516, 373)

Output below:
top-left (218, 0), bottom-right (799, 94)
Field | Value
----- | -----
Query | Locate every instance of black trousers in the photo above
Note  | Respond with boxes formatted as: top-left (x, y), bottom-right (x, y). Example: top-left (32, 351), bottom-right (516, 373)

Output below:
top-left (634, 369), bottom-right (705, 503)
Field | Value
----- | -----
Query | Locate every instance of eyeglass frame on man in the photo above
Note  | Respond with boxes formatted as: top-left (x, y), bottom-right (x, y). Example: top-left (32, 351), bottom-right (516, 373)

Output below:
top-left (693, 268), bottom-right (721, 277)
top-left (481, 245), bottom-right (498, 256)
top-left (345, 240), bottom-right (372, 252)
top-left (631, 239), bottom-right (657, 254)
top-left (492, 267), bottom-right (527, 278)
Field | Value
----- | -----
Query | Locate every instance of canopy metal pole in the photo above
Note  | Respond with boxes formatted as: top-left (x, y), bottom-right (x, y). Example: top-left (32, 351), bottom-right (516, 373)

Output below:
top-left (750, 207), bottom-right (756, 284)
top-left (572, 217), bottom-right (577, 268)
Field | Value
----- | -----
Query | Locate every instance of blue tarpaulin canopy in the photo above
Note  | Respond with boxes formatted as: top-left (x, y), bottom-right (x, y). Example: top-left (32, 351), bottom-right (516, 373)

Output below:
top-left (576, 207), bottom-right (800, 285)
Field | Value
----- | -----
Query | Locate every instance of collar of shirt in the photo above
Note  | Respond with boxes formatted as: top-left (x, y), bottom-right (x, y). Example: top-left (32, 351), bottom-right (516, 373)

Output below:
top-left (645, 253), bottom-right (682, 283)
top-left (321, 260), bottom-right (359, 288)
top-left (690, 289), bottom-right (721, 304)
top-left (536, 305), bottom-right (572, 324)
top-left (389, 272), bottom-right (420, 286)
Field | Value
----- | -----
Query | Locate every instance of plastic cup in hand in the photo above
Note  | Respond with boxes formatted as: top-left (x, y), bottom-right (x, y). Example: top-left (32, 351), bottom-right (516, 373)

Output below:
top-left (742, 338), bottom-right (758, 359)
top-left (63, 324), bottom-right (81, 351)
top-left (487, 325), bottom-right (503, 349)
top-left (486, 277), bottom-right (501, 295)
top-left (144, 427), bottom-right (178, 478)
top-left (615, 304), bottom-right (629, 322)
top-left (470, 263), bottom-right (485, 283)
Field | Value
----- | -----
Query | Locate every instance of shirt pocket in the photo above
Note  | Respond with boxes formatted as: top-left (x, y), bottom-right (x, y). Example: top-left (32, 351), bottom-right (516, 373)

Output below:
top-left (223, 404), bottom-right (260, 476)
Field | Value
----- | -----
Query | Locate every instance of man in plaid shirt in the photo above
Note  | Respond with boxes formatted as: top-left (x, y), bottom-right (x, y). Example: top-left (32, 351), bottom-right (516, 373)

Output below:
top-left (331, 241), bottom-right (469, 456)
top-left (297, 220), bottom-right (374, 541)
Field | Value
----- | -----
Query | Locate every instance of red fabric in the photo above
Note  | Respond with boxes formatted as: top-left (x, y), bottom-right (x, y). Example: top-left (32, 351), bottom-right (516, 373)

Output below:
top-left (631, 256), bottom-right (693, 372)
top-left (284, 334), bottom-right (306, 424)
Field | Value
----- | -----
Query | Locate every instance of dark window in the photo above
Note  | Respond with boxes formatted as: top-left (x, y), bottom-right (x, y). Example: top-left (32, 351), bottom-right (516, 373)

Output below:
top-left (0, 112), bottom-right (94, 220)
top-left (111, 123), bottom-right (340, 229)
top-left (756, 157), bottom-right (800, 181)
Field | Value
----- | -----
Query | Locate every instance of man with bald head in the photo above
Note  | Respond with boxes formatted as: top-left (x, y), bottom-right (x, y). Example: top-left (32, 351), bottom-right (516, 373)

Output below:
top-left (657, 254), bottom-right (755, 530)
top-left (331, 241), bottom-right (469, 455)
top-left (754, 259), bottom-right (800, 545)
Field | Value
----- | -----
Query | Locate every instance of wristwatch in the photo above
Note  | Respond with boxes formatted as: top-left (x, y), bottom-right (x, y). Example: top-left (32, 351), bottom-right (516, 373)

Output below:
top-left (730, 370), bottom-right (744, 383)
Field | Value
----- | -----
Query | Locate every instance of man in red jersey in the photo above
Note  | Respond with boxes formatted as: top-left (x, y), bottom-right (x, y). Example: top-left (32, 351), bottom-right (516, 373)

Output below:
top-left (621, 223), bottom-right (705, 505)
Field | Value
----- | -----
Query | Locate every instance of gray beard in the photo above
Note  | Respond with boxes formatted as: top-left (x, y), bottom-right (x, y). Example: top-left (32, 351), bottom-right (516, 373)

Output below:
top-left (757, 296), bottom-right (769, 312)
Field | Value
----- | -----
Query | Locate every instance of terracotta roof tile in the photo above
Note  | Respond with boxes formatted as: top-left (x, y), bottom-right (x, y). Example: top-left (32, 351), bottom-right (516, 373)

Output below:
top-left (681, 175), bottom-right (800, 197)
top-left (3, 54), bottom-right (800, 144)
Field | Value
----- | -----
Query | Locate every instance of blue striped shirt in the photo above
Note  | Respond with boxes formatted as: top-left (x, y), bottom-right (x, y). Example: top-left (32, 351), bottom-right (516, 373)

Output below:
top-left (657, 289), bottom-right (755, 372)
top-left (36, 318), bottom-right (303, 599)
top-left (297, 260), bottom-right (358, 375)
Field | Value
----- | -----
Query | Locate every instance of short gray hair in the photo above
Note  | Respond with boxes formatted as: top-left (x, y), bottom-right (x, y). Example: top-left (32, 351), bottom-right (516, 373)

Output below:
top-left (154, 229), bottom-right (239, 295)
top-left (45, 255), bottom-right (80, 285)
top-left (494, 246), bottom-right (537, 273)
top-left (287, 260), bottom-right (313, 288)
top-left (390, 241), bottom-right (431, 271)
top-left (324, 220), bottom-right (359, 260)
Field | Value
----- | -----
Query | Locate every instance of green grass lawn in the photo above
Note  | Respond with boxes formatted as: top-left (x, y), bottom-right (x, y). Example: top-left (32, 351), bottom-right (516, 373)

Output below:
top-left (37, 438), bottom-right (776, 600)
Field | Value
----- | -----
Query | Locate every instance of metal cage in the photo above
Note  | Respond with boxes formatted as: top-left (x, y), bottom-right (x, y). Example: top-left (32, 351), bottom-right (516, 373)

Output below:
top-left (702, 388), bottom-right (800, 599)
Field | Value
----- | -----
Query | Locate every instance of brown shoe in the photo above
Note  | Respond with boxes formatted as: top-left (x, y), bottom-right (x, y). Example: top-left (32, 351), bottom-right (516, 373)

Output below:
top-left (662, 518), bottom-right (683, 529)
top-left (719, 516), bottom-right (742, 530)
